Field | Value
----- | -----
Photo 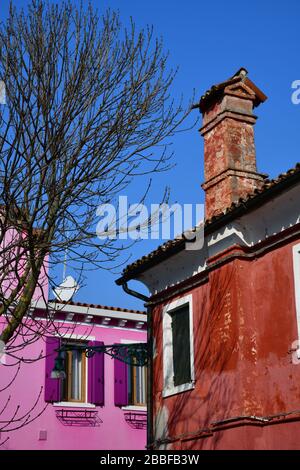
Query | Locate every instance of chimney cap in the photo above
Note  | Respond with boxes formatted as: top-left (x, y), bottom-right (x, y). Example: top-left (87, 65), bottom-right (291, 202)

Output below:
top-left (231, 67), bottom-right (248, 78)
top-left (192, 67), bottom-right (267, 113)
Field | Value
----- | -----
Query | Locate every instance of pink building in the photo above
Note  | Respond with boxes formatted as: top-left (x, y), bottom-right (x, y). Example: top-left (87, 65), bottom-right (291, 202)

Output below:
top-left (0, 298), bottom-right (147, 450)
top-left (0, 201), bottom-right (147, 450)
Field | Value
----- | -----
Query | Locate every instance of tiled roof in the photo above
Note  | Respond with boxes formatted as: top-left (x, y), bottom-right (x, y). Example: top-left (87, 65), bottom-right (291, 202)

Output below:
top-left (116, 163), bottom-right (300, 284)
top-left (49, 299), bottom-right (146, 315)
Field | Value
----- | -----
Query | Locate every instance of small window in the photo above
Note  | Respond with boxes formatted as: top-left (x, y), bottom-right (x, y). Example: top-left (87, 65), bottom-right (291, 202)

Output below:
top-left (293, 243), bottom-right (300, 359)
top-left (171, 305), bottom-right (191, 387)
top-left (162, 294), bottom-right (194, 397)
top-left (114, 346), bottom-right (147, 407)
top-left (61, 340), bottom-right (87, 403)
top-left (127, 364), bottom-right (147, 406)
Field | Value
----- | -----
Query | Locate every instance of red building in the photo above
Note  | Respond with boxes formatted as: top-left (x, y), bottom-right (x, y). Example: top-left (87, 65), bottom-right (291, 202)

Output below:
top-left (117, 68), bottom-right (300, 450)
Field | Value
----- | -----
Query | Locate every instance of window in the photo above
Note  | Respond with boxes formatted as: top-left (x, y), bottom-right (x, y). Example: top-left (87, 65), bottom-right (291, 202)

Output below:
top-left (114, 343), bottom-right (147, 408)
top-left (44, 337), bottom-right (104, 406)
top-left (127, 364), bottom-right (147, 406)
top-left (60, 340), bottom-right (87, 403)
top-left (293, 243), bottom-right (300, 358)
top-left (162, 294), bottom-right (195, 397)
top-left (171, 305), bottom-right (191, 386)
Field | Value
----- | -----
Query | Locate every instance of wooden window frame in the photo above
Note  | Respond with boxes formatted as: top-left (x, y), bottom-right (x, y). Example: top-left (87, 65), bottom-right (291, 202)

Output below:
top-left (128, 363), bottom-right (147, 407)
top-left (121, 340), bottom-right (147, 408)
top-left (62, 344), bottom-right (87, 403)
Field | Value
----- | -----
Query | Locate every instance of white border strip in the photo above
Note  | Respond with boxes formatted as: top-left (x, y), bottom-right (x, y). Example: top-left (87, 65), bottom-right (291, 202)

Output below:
top-left (162, 294), bottom-right (195, 398)
top-left (293, 243), bottom-right (300, 355)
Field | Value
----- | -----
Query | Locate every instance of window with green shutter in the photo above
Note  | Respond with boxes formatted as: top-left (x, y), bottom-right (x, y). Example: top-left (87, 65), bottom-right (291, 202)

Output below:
top-left (171, 305), bottom-right (191, 387)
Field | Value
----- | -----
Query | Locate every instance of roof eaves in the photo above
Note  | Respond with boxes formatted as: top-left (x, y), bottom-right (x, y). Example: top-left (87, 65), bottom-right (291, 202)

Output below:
top-left (116, 164), bottom-right (300, 284)
top-left (48, 299), bottom-right (146, 315)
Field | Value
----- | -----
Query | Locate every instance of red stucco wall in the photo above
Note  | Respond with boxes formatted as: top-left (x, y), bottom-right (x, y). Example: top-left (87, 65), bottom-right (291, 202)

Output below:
top-left (152, 236), bottom-right (300, 449)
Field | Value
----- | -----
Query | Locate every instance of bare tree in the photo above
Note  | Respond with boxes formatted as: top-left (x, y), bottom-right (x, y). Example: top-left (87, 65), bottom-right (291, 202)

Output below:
top-left (0, 0), bottom-right (191, 347)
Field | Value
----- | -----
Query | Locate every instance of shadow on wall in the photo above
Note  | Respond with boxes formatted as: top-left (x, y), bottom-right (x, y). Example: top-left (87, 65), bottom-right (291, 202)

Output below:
top-left (153, 262), bottom-right (239, 450)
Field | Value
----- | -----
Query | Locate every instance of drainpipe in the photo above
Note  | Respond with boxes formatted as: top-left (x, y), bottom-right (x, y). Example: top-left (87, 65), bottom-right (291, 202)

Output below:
top-left (120, 282), bottom-right (153, 450)
top-left (121, 281), bottom-right (149, 303)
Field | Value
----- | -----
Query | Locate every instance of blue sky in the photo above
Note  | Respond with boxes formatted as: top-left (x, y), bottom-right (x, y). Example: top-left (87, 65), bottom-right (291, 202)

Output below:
top-left (1, 0), bottom-right (300, 310)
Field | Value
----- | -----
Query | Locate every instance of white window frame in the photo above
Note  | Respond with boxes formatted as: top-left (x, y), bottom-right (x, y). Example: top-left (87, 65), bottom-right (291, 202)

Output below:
top-left (162, 294), bottom-right (195, 398)
top-left (293, 243), bottom-right (300, 358)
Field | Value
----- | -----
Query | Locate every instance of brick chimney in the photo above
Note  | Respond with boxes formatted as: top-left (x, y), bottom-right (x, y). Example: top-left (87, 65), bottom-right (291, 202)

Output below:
top-left (198, 68), bottom-right (268, 220)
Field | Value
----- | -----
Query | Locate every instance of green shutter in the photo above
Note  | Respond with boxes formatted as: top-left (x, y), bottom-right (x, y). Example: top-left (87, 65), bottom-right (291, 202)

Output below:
top-left (171, 305), bottom-right (191, 387)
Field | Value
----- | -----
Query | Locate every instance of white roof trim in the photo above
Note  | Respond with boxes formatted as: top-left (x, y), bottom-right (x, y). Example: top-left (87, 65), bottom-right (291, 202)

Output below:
top-left (47, 301), bottom-right (147, 323)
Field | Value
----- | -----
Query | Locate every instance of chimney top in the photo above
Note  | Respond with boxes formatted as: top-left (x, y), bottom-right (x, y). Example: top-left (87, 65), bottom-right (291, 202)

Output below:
top-left (198, 68), bottom-right (268, 220)
top-left (194, 67), bottom-right (267, 114)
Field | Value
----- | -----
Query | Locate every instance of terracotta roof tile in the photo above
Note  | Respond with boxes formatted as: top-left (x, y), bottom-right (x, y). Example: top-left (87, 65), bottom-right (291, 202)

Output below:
top-left (116, 163), bottom-right (300, 284)
top-left (49, 299), bottom-right (145, 315)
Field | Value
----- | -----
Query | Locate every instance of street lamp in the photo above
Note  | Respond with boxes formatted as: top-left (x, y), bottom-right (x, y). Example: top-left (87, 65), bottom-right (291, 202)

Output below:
top-left (51, 350), bottom-right (66, 379)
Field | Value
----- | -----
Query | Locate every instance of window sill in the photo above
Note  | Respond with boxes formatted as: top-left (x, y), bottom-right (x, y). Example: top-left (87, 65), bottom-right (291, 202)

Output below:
top-left (121, 405), bottom-right (147, 412)
top-left (162, 381), bottom-right (195, 398)
top-left (53, 402), bottom-right (96, 408)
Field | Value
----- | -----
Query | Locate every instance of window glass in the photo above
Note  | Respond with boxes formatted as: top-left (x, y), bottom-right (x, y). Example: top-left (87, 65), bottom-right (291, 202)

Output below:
top-left (61, 340), bottom-right (87, 402)
top-left (127, 363), bottom-right (147, 406)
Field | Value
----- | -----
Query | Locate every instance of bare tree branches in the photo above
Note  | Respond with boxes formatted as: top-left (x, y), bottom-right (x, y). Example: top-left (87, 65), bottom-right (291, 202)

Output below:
top-left (0, 0), bottom-right (192, 345)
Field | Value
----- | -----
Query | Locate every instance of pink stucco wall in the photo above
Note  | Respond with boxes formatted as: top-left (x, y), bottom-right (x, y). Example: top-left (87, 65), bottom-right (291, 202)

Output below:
top-left (0, 319), bottom-right (147, 450)
top-left (0, 226), bottom-right (49, 303)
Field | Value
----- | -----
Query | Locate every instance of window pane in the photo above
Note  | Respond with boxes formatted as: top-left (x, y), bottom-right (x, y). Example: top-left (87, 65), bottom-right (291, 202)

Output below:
top-left (171, 305), bottom-right (191, 386)
top-left (136, 366), bottom-right (141, 403)
top-left (71, 350), bottom-right (82, 400)
top-left (142, 366), bottom-right (147, 404)
top-left (128, 364), bottom-right (147, 406)
top-left (60, 341), bottom-right (86, 402)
